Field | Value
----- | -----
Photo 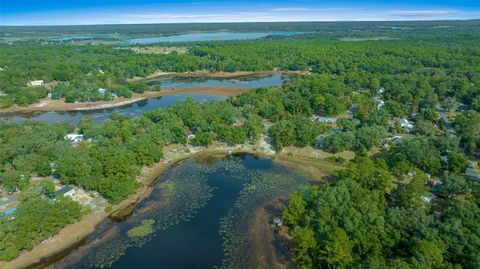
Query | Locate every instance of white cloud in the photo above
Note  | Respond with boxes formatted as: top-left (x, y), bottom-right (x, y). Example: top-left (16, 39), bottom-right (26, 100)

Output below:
top-left (391, 9), bottom-right (459, 16)
top-left (272, 7), bottom-right (363, 12)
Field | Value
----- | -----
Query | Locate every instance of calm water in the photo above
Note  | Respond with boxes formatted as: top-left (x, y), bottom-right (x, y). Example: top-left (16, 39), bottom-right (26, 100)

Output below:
top-left (0, 94), bottom-right (223, 125)
top-left (0, 74), bottom-right (286, 125)
top-left (53, 32), bottom-right (306, 44)
top-left (148, 74), bottom-right (285, 89)
top-left (126, 31), bottom-right (304, 44)
top-left (50, 155), bottom-right (306, 269)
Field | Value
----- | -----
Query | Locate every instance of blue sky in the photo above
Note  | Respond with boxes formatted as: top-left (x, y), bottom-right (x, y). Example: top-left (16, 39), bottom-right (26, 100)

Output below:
top-left (1, 0), bottom-right (479, 25)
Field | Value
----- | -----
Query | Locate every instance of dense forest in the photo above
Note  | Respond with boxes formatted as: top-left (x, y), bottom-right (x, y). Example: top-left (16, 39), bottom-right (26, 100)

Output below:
top-left (0, 21), bottom-right (479, 266)
top-left (283, 156), bottom-right (480, 268)
top-left (1, 20), bottom-right (479, 107)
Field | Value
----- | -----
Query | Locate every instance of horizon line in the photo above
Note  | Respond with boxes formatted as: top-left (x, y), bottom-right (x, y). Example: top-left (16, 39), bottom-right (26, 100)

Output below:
top-left (1, 18), bottom-right (479, 27)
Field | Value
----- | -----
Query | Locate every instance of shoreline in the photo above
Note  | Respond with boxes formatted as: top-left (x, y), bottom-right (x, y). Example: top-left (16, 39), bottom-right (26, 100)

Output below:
top-left (0, 143), bottom-right (274, 269)
top-left (0, 140), bottom-right (344, 269)
top-left (0, 86), bottom-right (247, 114)
top-left (0, 70), bottom-right (306, 114)
top-left (127, 70), bottom-right (306, 82)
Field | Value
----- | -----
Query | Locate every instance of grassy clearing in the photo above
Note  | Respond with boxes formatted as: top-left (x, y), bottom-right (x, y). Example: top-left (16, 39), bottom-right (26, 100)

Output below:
top-left (273, 155), bottom-right (345, 182)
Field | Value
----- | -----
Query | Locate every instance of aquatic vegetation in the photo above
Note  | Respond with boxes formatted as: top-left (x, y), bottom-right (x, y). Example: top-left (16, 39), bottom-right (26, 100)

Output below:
top-left (127, 219), bottom-right (155, 238)
top-left (88, 159), bottom-right (216, 268)
top-left (157, 180), bottom-right (175, 196)
top-left (219, 167), bottom-right (309, 268)
top-left (60, 155), bottom-right (309, 269)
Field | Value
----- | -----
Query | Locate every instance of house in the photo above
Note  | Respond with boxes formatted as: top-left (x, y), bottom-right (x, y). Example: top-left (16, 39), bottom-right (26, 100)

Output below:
top-left (65, 133), bottom-right (84, 143)
top-left (421, 193), bottom-right (436, 203)
top-left (466, 165), bottom-right (479, 181)
top-left (49, 186), bottom-right (75, 199)
top-left (399, 118), bottom-right (414, 130)
top-left (28, 80), bottom-right (44, 87)
top-left (312, 116), bottom-right (338, 124)
top-left (393, 135), bottom-right (403, 144)
top-left (98, 88), bottom-right (107, 95)
top-left (185, 131), bottom-right (196, 140)
top-left (378, 87), bottom-right (386, 94)
top-left (375, 98), bottom-right (385, 110)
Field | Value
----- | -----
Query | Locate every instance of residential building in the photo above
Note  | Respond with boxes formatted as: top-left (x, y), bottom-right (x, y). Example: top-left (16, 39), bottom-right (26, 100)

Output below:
top-left (65, 133), bottom-right (84, 143)
top-left (28, 80), bottom-right (44, 87)
top-left (312, 115), bottom-right (338, 124)
top-left (185, 131), bottom-right (196, 140)
top-left (399, 118), bottom-right (414, 130)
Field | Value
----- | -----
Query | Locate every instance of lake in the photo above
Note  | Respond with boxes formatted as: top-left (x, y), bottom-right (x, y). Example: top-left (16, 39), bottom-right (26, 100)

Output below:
top-left (0, 74), bottom-right (286, 125)
top-left (125, 32), bottom-right (305, 44)
top-left (49, 154), bottom-right (307, 269)
top-left (148, 73), bottom-right (286, 89)
top-left (0, 94), bottom-right (223, 125)
top-left (52, 32), bottom-right (306, 44)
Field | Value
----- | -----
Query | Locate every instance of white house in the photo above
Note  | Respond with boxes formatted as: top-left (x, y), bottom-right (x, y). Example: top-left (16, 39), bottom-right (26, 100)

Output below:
top-left (312, 115), bottom-right (338, 124)
top-left (98, 88), bottom-right (107, 95)
top-left (421, 193), bottom-right (436, 203)
top-left (399, 118), bottom-right (414, 130)
top-left (185, 131), bottom-right (196, 140)
top-left (65, 134), bottom-right (84, 143)
top-left (28, 80), bottom-right (44, 87)
top-left (374, 97), bottom-right (385, 110)
top-left (378, 87), bottom-right (386, 94)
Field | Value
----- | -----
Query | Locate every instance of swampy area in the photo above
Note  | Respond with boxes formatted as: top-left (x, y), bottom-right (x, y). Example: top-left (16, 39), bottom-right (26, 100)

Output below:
top-left (48, 154), bottom-right (310, 269)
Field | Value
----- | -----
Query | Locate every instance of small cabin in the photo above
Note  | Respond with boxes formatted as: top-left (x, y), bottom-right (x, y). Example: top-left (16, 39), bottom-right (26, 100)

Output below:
top-left (312, 115), bottom-right (338, 124)
top-left (57, 186), bottom-right (75, 197)
top-left (399, 119), bottom-right (414, 130)
top-left (48, 186), bottom-right (75, 200)
top-left (28, 80), bottom-right (44, 87)
top-left (65, 134), bottom-right (84, 143)
top-left (185, 131), bottom-right (196, 140)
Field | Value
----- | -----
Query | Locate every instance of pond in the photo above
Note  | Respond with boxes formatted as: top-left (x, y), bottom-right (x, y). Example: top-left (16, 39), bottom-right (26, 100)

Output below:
top-left (0, 94), bottom-right (223, 125)
top-left (125, 31), bottom-right (306, 44)
top-left (48, 154), bottom-right (308, 269)
top-left (148, 74), bottom-right (286, 90)
top-left (0, 74), bottom-right (286, 125)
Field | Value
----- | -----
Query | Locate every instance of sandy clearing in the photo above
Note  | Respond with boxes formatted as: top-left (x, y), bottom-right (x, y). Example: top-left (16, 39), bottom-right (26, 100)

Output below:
top-left (0, 86), bottom-right (247, 114)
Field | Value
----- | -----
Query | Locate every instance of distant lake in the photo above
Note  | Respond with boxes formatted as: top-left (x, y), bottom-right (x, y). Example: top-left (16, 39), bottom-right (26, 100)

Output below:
top-left (148, 74), bottom-right (286, 89)
top-left (125, 31), bottom-right (306, 44)
top-left (0, 94), bottom-right (223, 125)
top-left (0, 74), bottom-right (287, 125)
